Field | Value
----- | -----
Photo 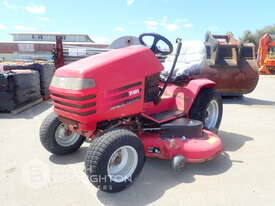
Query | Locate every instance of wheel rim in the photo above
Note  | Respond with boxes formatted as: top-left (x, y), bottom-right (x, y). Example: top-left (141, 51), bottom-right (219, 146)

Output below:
top-left (55, 123), bottom-right (80, 147)
top-left (107, 146), bottom-right (138, 183)
top-left (204, 100), bottom-right (219, 129)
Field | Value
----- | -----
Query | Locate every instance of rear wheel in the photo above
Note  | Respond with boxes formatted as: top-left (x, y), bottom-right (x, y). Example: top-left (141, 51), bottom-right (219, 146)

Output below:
top-left (39, 112), bottom-right (85, 155)
top-left (189, 88), bottom-right (223, 132)
top-left (85, 128), bottom-right (144, 193)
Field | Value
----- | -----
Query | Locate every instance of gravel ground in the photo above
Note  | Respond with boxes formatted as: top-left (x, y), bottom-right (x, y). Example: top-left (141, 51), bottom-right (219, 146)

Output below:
top-left (0, 75), bottom-right (275, 206)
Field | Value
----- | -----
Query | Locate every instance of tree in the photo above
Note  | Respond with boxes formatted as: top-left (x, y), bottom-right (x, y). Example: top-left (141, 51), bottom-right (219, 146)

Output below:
top-left (240, 24), bottom-right (275, 49)
top-left (240, 30), bottom-right (257, 45)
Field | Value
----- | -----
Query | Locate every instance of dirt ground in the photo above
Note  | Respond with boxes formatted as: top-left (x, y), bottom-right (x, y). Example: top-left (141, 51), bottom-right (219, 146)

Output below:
top-left (0, 75), bottom-right (275, 206)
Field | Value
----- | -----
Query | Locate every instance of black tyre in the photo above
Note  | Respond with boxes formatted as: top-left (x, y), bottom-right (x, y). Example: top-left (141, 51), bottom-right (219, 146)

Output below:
top-left (85, 128), bottom-right (145, 193)
top-left (39, 112), bottom-right (85, 155)
top-left (189, 88), bottom-right (223, 132)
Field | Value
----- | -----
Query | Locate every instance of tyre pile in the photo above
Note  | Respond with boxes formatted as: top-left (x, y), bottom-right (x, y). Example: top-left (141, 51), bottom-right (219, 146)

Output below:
top-left (30, 64), bottom-right (55, 97)
top-left (0, 63), bottom-right (55, 113)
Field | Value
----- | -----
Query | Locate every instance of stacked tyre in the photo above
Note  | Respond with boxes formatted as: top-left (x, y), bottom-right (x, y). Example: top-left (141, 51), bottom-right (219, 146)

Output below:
top-left (0, 70), bottom-right (41, 112)
top-left (29, 63), bottom-right (55, 97)
top-left (3, 63), bottom-right (55, 98)
top-left (13, 70), bottom-right (41, 104)
top-left (0, 73), bottom-right (16, 111)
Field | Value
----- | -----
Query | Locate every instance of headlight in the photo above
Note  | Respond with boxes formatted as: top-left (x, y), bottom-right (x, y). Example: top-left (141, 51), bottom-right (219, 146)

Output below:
top-left (50, 76), bottom-right (95, 90)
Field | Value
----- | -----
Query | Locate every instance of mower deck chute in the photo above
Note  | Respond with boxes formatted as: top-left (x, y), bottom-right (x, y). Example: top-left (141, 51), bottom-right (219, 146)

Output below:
top-left (160, 118), bottom-right (203, 138)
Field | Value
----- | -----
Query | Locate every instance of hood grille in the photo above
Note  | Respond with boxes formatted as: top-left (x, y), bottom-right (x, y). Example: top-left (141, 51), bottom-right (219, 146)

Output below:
top-left (51, 92), bottom-right (96, 117)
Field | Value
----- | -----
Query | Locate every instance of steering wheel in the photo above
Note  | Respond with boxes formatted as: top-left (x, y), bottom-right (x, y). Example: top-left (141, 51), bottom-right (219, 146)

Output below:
top-left (139, 33), bottom-right (173, 55)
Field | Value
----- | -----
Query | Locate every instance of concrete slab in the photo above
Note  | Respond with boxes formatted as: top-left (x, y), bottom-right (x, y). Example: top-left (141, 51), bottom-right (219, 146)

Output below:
top-left (0, 76), bottom-right (275, 206)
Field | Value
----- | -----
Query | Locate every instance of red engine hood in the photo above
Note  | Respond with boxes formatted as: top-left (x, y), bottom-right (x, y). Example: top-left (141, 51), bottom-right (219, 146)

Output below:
top-left (54, 46), bottom-right (163, 89)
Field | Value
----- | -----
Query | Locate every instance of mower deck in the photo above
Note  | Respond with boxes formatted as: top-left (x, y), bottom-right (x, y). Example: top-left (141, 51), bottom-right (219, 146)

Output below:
top-left (141, 129), bottom-right (222, 163)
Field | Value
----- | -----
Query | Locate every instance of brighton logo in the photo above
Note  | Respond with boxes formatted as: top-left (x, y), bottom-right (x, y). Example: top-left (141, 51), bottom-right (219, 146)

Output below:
top-left (21, 159), bottom-right (50, 189)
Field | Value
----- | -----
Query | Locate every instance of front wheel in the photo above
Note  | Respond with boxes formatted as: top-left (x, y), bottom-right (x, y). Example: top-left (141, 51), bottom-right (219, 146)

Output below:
top-left (85, 128), bottom-right (144, 193)
top-left (39, 112), bottom-right (85, 155)
top-left (189, 88), bottom-right (223, 132)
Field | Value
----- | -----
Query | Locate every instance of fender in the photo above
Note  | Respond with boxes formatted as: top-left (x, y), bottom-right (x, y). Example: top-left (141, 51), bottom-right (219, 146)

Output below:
top-left (144, 79), bottom-right (216, 116)
top-left (181, 78), bottom-right (216, 114)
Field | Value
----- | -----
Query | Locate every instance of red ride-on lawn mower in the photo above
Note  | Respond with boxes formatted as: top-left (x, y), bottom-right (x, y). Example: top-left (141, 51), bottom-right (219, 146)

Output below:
top-left (40, 33), bottom-right (223, 192)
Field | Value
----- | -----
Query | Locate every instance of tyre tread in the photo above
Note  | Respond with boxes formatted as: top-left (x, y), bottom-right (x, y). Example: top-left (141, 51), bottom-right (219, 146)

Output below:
top-left (39, 112), bottom-right (84, 155)
top-left (85, 128), bottom-right (144, 192)
top-left (189, 88), bottom-right (223, 131)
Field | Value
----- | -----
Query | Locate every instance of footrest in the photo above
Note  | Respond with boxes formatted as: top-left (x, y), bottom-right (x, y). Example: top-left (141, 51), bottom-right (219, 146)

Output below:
top-left (141, 110), bottom-right (184, 124)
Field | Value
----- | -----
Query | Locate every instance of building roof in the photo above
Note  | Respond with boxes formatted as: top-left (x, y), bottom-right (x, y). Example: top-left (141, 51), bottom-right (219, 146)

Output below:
top-left (9, 32), bottom-right (94, 42)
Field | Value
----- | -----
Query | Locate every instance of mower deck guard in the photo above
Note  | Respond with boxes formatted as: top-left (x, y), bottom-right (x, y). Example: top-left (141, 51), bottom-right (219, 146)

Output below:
top-left (141, 129), bottom-right (222, 163)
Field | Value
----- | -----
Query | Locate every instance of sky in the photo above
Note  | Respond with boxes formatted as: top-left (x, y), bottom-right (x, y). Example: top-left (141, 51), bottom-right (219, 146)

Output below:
top-left (0, 0), bottom-right (274, 44)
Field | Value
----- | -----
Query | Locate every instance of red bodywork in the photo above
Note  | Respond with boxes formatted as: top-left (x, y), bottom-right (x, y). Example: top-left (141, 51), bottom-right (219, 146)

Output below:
top-left (51, 46), bottom-right (162, 129)
top-left (258, 33), bottom-right (275, 74)
top-left (50, 46), bottom-right (222, 162)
